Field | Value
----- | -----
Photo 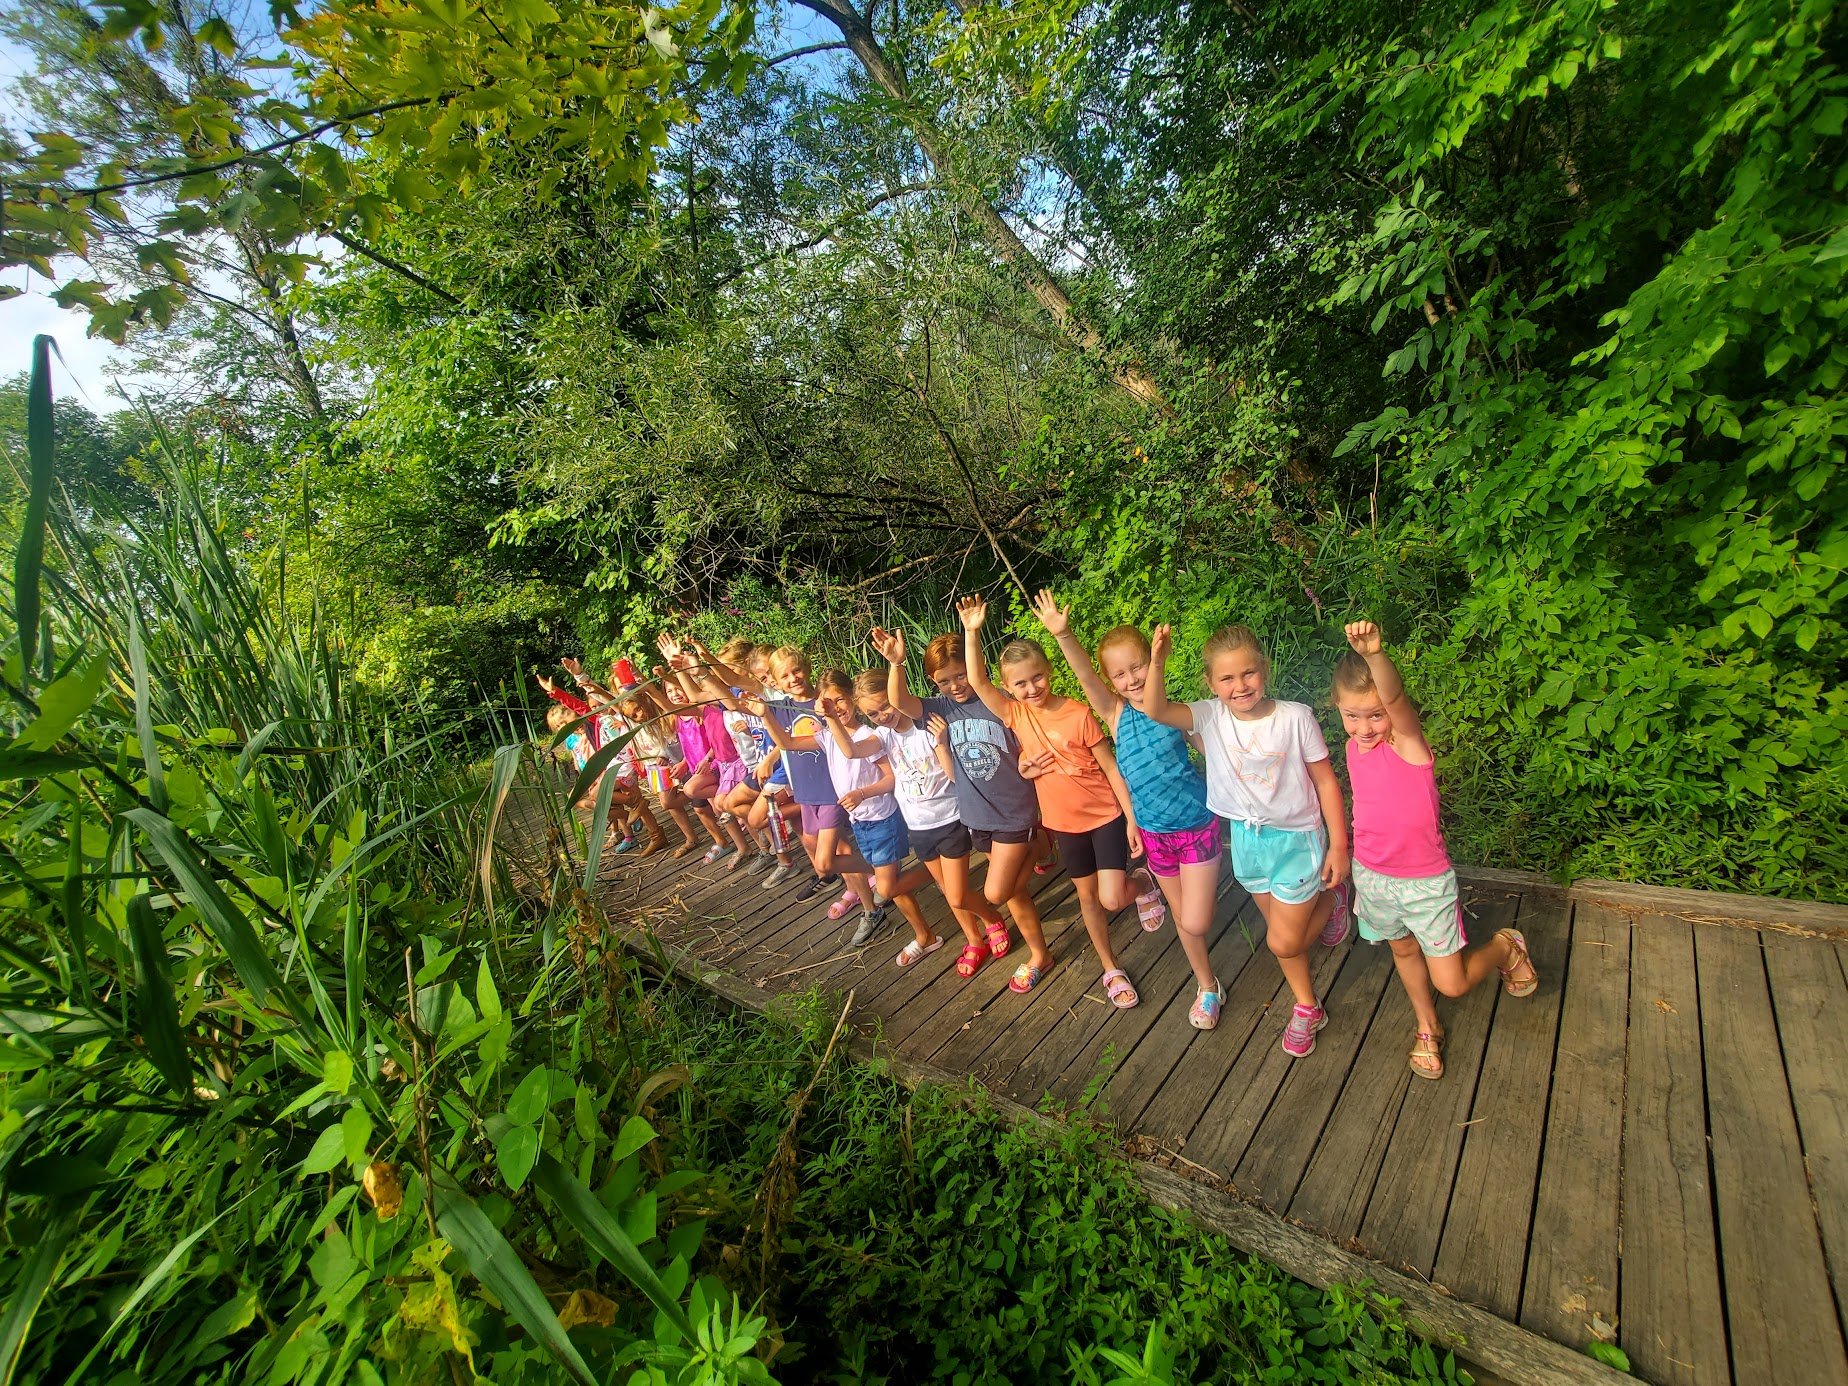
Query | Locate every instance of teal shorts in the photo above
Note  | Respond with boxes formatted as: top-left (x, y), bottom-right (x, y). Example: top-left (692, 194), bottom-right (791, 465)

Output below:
top-left (1352, 860), bottom-right (1465, 957)
top-left (1228, 821), bottom-right (1326, 906)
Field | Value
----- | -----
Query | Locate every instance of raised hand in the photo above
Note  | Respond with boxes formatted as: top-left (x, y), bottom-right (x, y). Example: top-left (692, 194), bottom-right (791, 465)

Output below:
top-left (655, 632), bottom-right (683, 661)
top-left (925, 714), bottom-right (949, 745)
top-left (1345, 621), bottom-right (1383, 656)
top-left (535, 672), bottom-right (557, 693)
top-left (1030, 588), bottom-right (1070, 638)
top-left (1150, 623), bottom-right (1174, 667)
top-left (956, 594), bottom-right (988, 631)
top-left (870, 625), bottom-right (906, 664)
top-left (561, 655), bottom-right (585, 678)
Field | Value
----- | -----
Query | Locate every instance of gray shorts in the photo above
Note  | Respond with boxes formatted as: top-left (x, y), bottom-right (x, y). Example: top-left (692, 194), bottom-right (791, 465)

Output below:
top-left (1352, 860), bottom-right (1466, 957)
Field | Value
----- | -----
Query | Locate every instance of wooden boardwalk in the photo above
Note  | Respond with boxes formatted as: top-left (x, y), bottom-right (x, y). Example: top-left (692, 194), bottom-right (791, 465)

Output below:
top-left (561, 823), bottom-right (1848, 1386)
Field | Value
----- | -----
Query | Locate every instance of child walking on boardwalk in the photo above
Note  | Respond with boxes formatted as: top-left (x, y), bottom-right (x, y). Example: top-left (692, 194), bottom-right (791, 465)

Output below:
top-left (958, 594), bottom-right (1162, 1007)
top-left (1144, 623), bottom-right (1351, 1057)
top-left (812, 673), bottom-right (943, 958)
top-left (1033, 591), bottom-right (1227, 1029)
top-left (875, 624), bottom-right (1045, 983)
top-left (1335, 622), bottom-right (1537, 1078)
top-left (842, 670), bottom-right (1010, 974)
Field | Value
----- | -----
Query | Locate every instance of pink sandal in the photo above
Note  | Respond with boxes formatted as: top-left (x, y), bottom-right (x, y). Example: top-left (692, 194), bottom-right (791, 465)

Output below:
top-left (826, 888), bottom-right (860, 920)
top-left (1101, 969), bottom-right (1139, 1009)
top-left (984, 922), bottom-right (1012, 958)
top-left (1135, 889), bottom-right (1167, 932)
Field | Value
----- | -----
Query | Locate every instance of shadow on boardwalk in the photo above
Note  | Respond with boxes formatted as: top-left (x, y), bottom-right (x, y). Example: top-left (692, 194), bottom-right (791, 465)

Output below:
top-left (501, 791), bottom-right (1848, 1386)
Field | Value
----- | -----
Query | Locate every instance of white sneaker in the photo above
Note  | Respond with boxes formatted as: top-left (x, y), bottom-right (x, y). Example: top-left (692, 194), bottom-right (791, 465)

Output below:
top-left (762, 862), bottom-right (795, 889)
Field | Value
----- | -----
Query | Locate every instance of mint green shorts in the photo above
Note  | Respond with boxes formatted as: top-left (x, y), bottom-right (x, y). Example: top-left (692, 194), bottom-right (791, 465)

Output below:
top-left (1228, 821), bottom-right (1326, 906)
top-left (1352, 860), bottom-right (1465, 957)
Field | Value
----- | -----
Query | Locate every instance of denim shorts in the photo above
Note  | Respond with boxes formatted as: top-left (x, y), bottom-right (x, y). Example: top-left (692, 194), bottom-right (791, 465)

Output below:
top-left (1228, 821), bottom-right (1326, 905)
top-left (851, 810), bottom-right (910, 869)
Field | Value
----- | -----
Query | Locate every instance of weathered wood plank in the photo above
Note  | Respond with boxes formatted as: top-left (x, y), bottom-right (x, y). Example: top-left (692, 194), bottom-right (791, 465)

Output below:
top-left (1357, 894), bottom-right (1516, 1276)
top-left (1574, 878), bottom-right (1848, 939)
top-left (1431, 890), bottom-right (1570, 1318)
top-left (1611, 918), bottom-right (1729, 1386)
top-left (1520, 902), bottom-right (1627, 1352)
top-left (1763, 931), bottom-right (1848, 1336)
top-left (1698, 926), bottom-right (1848, 1383)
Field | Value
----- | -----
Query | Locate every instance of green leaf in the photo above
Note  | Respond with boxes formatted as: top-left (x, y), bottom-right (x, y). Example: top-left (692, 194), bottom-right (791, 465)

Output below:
top-left (534, 1154), bottom-right (695, 1342)
top-left (15, 657), bottom-right (109, 751)
top-left (126, 894), bottom-right (190, 1097)
top-left (496, 1124), bottom-right (540, 1191)
top-left (11, 1154), bottom-right (110, 1196)
top-left (0, 749), bottom-right (89, 781)
top-left (0, 1045), bottom-right (47, 1073)
top-left (475, 956), bottom-right (503, 1023)
top-left (301, 1123), bottom-right (347, 1176)
top-left (0, 1217), bottom-right (68, 1386)
top-left (125, 807), bottom-right (299, 1020)
top-left (507, 1064), bottom-right (551, 1126)
top-left (1815, 226), bottom-right (1848, 264)
top-left (611, 1115), bottom-right (657, 1163)
top-left (341, 1106), bottom-right (375, 1169)
top-left (14, 337), bottom-right (56, 681)
top-left (324, 1050), bottom-right (353, 1094)
top-left (1586, 1340), bottom-right (1631, 1372)
top-left (435, 1186), bottom-right (597, 1386)
top-left (128, 606), bottom-right (166, 812)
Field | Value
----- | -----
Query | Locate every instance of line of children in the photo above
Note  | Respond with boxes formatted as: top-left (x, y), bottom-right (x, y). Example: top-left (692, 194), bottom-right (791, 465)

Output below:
top-left (556, 598), bottom-right (1539, 1072)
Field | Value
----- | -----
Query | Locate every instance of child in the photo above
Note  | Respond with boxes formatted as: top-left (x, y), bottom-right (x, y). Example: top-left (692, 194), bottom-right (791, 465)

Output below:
top-left (1144, 622), bottom-right (1351, 1058)
top-left (654, 665), bottom-right (731, 858)
top-left (813, 674), bottom-right (943, 959)
top-left (660, 640), bottom-right (763, 869)
top-left (1033, 591), bottom-right (1226, 1028)
top-left (712, 641), bottom-right (795, 880)
top-left (1335, 621), bottom-right (1536, 1079)
top-left (955, 594), bottom-right (1159, 1007)
top-left (743, 646), bottom-right (882, 928)
top-left (841, 671), bottom-right (1011, 976)
top-left (875, 623), bottom-right (1049, 987)
top-left (688, 638), bottom-right (809, 891)
top-left (537, 671), bottom-right (664, 855)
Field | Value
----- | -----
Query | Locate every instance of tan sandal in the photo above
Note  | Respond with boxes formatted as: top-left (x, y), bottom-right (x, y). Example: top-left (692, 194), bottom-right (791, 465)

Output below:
top-left (1495, 928), bottom-right (1538, 997)
top-left (1409, 1029), bottom-right (1445, 1080)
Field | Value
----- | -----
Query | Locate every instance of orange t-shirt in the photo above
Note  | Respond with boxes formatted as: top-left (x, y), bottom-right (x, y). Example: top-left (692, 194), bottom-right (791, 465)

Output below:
top-left (1001, 697), bottom-right (1122, 833)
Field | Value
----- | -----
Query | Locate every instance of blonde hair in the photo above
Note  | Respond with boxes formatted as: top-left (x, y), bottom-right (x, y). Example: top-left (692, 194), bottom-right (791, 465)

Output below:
top-left (1202, 624), bottom-right (1267, 670)
top-left (768, 645), bottom-right (811, 676)
top-left (1332, 652), bottom-right (1375, 699)
top-left (998, 638), bottom-right (1048, 670)
top-left (718, 636), bottom-right (754, 665)
top-left (922, 633), bottom-right (963, 677)
top-left (1096, 625), bottom-right (1151, 664)
top-left (852, 669), bottom-right (888, 700)
top-left (817, 669), bottom-right (854, 698)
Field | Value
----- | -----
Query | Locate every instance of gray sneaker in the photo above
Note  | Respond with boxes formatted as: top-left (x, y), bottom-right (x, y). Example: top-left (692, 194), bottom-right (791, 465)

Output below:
top-left (748, 852), bottom-right (777, 873)
top-left (848, 906), bottom-right (889, 947)
top-left (761, 861), bottom-right (795, 889)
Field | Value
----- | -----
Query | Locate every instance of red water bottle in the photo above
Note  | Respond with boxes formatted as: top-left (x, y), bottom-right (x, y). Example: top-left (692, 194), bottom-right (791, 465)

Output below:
top-left (613, 657), bottom-right (639, 688)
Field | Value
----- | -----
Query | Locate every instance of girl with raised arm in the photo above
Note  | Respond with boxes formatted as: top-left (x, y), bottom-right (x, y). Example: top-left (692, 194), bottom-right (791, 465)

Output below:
top-left (873, 622), bottom-right (1043, 985)
top-left (659, 638), bottom-right (762, 869)
top-left (841, 670), bottom-right (1009, 976)
top-left (1033, 592), bottom-right (1226, 1028)
top-left (1143, 623), bottom-right (1351, 1058)
top-left (954, 594), bottom-right (1156, 1009)
top-left (1335, 621), bottom-right (1536, 1079)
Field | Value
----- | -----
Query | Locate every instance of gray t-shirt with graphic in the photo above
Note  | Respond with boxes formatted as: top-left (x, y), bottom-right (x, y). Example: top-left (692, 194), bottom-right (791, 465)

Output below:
top-left (920, 695), bottom-right (1038, 832)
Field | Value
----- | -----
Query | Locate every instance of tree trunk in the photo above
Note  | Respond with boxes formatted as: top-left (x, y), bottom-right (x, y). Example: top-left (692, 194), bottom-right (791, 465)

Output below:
top-left (790, 0), bottom-right (1170, 413)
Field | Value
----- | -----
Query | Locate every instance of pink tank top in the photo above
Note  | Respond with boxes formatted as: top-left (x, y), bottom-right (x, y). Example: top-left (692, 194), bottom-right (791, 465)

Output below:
top-left (702, 704), bottom-right (740, 764)
top-left (1346, 740), bottom-right (1450, 878)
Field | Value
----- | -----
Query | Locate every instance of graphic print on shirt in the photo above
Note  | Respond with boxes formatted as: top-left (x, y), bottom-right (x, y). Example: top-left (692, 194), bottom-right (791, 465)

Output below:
top-left (952, 717), bottom-right (1008, 782)
top-left (1215, 720), bottom-right (1285, 792)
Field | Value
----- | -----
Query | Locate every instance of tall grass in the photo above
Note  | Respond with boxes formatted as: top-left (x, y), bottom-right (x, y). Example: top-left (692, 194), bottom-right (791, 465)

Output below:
top-left (0, 340), bottom-right (763, 1385)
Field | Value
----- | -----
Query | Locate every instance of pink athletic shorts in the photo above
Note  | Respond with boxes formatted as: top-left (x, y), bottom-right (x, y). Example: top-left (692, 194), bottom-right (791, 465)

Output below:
top-left (716, 759), bottom-right (749, 796)
top-left (1143, 821), bottom-right (1223, 878)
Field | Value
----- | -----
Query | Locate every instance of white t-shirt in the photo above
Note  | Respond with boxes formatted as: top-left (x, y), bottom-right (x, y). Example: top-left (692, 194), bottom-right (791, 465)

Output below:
top-left (873, 723), bottom-right (959, 830)
top-left (1186, 698), bottom-right (1329, 832)
top-left (816, 726), bottom-right (900, 824)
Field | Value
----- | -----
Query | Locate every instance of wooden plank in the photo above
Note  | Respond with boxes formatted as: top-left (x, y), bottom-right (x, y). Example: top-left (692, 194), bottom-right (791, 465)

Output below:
top-left (1574, 877), bottom-right (1848, 940)
top-left (1138, 929), bottom-right (1351, 1169)
top-left (1080, 916), bottom-right (1263, 1133)
top-left (1520, 902), bottom-right (1627, 1351)
top-left (1354, 897), bottom-right (1513, 1276)
top-left (1698, 926), bottom-right (1848, 1383)
top-left (1608, 919), bottom-right (1729, 1386)
top-left (1431, 890), bottom-right (1570, 1318)
top-left (1018, 881), bottom-right (1251, 1111)
top-left (1764, 931), bottom-right (1848, 1335)
top-left (1188, 937), bottom-right (1384, 1182)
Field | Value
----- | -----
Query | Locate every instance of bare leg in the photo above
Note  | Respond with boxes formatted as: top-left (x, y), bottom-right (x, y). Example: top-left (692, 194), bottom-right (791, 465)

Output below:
top-left (1070, 873), bottom-right (1122, 975)
top-left (925, 858), bottom-right (984, 946)
top-left (1424, 933), bottom-right (1523, 999)
top-left (1389, 936), bottom-right (1443, 1033)
top-left (1259, 890), bottom-right (1330, 1008)
top-left (984, 838), bottom-right (1047, 968)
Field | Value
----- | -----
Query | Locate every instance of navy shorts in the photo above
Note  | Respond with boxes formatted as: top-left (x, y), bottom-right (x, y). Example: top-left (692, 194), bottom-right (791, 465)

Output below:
top-left (908, 819), bottom-right (972, 863)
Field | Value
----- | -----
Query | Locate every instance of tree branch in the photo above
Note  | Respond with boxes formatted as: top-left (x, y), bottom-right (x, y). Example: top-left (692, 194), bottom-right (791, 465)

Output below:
top-left (708, 181), bottom-right (936, 289)
top-left (761, 42), bottom-right (850, 68)
top-left (324, 228), bottom-right (466, 308)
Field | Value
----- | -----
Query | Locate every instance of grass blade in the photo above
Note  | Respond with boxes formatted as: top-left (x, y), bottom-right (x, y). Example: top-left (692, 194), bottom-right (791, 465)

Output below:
top-left (533, 1153), bottom-right (696, 1342)
top-left (477, 742), bottom-right (523, 920)
top-left (126, 894), bottom-right (190, 1097)
top-left (580, 765), bottom-right (619, 893)
top-left (128, 605), bottom-right (167, 813)
top-left (435, 1184), bottom-right (596, 1386)
top-left (15, 336), bottom-right (56, 680)
top-left (0, 1215), bottom-right (68, 1386)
